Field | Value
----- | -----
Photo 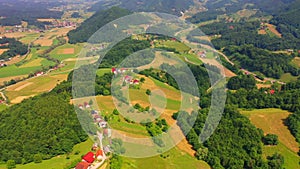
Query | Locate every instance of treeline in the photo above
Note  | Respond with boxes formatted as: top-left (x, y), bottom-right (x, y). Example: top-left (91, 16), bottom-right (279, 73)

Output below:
top-left (100, 37), bottom-right (151, 67)
top-left (67, 7), bottom-right (132, 44)
top-left (227, 75), bottom-right (256, 90)
top-left (270, 0), bottom-right (300, 40)
top-left (0, 79), bottom-right (87, 164)
top-left (173, 106), bottom-right (283, 168)
top-left (0, 38), bottom-right (28, 60)
top-left (199, 20), bottom-right (300, 51)
top-left (227, 78), bottom-right (300, 145)
top-left (140, 63), bottom-right (212, 96)
top-left (89, 0), bottom-right (194, 16)
top-left (223, 45), bottom-right (298, 78)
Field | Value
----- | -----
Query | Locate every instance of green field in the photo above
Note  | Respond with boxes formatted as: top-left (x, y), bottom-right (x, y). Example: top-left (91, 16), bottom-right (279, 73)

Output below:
top-left (0, 139), bottom-right (94, 169)
top-left (49, 43), bottom-right (83, 61)
top-left (97, 68), bottom-right (111, 77)
top-left (280, 73), bottom-right (299, 83)
top-left (0, 104), bottom-right (8, 112)
top-left (122, 147), bottom-right (210, 169)
top-left (19, 33), bottom-right (40, 44)
top-left (263, 143), bottom-right (299, 169)
top-left (156, 40), bottom-right (190, 53)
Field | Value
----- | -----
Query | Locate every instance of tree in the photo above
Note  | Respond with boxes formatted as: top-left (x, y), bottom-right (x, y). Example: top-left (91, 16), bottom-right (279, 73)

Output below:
top-left (146, 89), bottom-right (152, 95)
top-left (267, 153), bottom-right (284, 169)
top-left (140, 77), bottom-right (145, 83)
top-left (33, 154), bottom-right (42, 163)
top-left (263, 134), bottom-right (279, 145)
top-left (6, 160), bottom-right (16, 169)
top-left (113, 109), bottom-right (119, 115)
top-left (110, 154), bottom-right (123, 169)
top-left (195, 146), bottom-right (209, 160)
top-left (89, 99), bottom-right (93, 105)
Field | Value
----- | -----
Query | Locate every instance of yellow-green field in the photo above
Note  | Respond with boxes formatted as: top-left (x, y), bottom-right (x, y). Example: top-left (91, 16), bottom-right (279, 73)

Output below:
top-left (241, 108), bottom-right (299, 169)
top-left (122, 147), bottom-right (210, 169)
top-left (49, 43), bottom-right (83, 61)
top-left (292, 57), bottom-right (300, 68)
top-left (280, 73), bottom-right (299, 83)
top-left (5, 74), bottom-right (68, 104)
top-left (156, 40), bottom-right (191, 53)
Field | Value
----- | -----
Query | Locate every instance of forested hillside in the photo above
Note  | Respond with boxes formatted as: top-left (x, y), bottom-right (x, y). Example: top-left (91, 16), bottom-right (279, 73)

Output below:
top-left (0, 80), bottom-right (87, 164)
top-left (67, 7), bottom-right (132, 44)
top-left (88, 0), bottom-right (194, 15)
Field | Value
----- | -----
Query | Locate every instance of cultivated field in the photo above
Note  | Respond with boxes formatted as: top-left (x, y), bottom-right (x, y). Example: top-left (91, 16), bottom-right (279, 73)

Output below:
top-left (34, 28), bottom-right (74, 46)
top-left (5, 74), bottom-right (68, 104)
top-left (241, 108), bottom-right (299, 169)
top-left (122, 147), bottom-right (210, 169)
top-left (0, 49), bottom-right (8, 55)
top-left (90, 74), bottom-right (198, 156)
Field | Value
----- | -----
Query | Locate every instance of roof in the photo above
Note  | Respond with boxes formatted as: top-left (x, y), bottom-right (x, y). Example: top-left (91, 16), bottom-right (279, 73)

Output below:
top-left (82, 152), bottom-right (95, 163)
top-left (75, 161), bottom-right (90, 169)
top-left (96, 150), bottom-right (103, 157)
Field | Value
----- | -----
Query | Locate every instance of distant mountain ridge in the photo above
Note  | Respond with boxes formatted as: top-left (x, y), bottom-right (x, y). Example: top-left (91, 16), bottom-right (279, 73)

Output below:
top-left (88, 0), bottom-right (195, 15)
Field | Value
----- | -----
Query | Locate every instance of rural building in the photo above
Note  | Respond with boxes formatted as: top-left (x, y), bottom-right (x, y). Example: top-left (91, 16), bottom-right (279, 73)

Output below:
top-left (82, 152), bottom-right (95, 163)
top-left (99, 120), bottom-right (107, 128)
top-left (75, 161), bottom-right (90, 169)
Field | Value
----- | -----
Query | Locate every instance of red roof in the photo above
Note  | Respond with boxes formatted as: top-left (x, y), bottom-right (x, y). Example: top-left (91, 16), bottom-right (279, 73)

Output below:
top-left (270, 89), bottom-right (275, 95)
top-left (82, 152), bottom-right (95, 163)
top-left (75, 161), bottom-right (90, 169)
top-left (133, 79), bottom-right (139, 83)
top-left (96, 150), bottom-right (103, 157)
top-left (112, 68), bottom-right (116, 72)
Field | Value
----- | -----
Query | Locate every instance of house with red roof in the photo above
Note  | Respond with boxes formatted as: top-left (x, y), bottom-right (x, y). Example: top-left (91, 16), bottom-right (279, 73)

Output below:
top-left (82, 152), bottom-right (95, 163)
top-left (75, 161), bottom-right (90, 169)
top-left (112, 68), bottom-right (117, 74)
top-left (270, 89), bottom-right (275, 95)
top-left (96, 150), bottom-right (104, 160)
top-left (84, 102), bottom-right (90, 108)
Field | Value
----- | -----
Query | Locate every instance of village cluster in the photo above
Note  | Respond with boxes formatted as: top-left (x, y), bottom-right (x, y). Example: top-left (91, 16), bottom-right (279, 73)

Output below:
top-left (112, 68), bottom-right (140, 85)
top-left (75, 102), bottom-right (113, 169)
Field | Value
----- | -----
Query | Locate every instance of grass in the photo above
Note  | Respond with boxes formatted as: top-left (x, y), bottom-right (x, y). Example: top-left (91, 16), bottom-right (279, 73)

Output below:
top-left (122, 147), bottom-right (210, 169)
top-left (49, 43), bottom-right (83, 61)
top-left (156, 40), bottom-right (190, 54)
top-left (291, 57), bottom-right (300, 68)
top-left (177, 53), bottom-right (202, 65)
top-left (0, 104), bottom-right (8, 112)
top-left (263, 142), bottom-right (299, 169)
top-left (240, 108), bottom-right (299, 168)
top-left (5, 74), bottom-right (68, 103)
top-left (0, 139), bottom-right (94, 169)
top-left (97, 68), bottom-right (111, 77)
top-left (19, 33), bottom-right (39, 44)
top-left (280, 73), bottom-right (299, 83)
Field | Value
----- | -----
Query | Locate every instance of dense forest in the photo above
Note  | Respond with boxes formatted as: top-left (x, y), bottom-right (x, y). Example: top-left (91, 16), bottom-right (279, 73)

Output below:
top-left (0, 0), bottom-right (63, 27)
top-left (223, 45), bottom-right (299, 78)
top-left (0, 79), bottom-right (87, 164)
top-left (88, 0), bottom-right (194, 15)
top-left (67, 7), bottom-right (132, 44)
top-left (0, 37), bottom-right (28, 60)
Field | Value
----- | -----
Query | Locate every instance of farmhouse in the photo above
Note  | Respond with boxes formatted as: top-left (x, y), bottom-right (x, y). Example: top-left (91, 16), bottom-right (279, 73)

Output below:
top-left (99, 120), bottom-right (107, 128)
top-left (82, 152), bottom-right (95, 163)
top-left (75, 161), bottom-right (90, 169)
